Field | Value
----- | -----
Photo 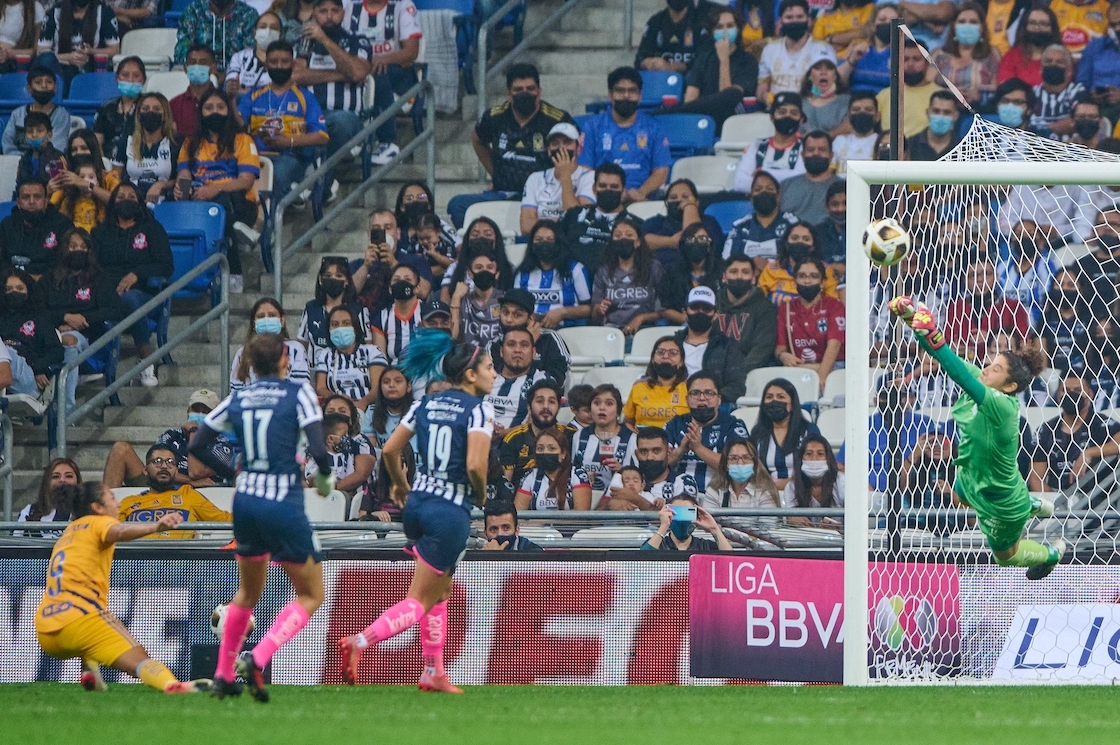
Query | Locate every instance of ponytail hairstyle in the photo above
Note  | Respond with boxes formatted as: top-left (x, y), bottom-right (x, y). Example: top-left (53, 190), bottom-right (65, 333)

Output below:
top-left (442, 342), bottom-right (490, 385)
top-left (1002, 347), bottom-right (1048, 394)
top-left (399, 330), bottom-right (490, 387)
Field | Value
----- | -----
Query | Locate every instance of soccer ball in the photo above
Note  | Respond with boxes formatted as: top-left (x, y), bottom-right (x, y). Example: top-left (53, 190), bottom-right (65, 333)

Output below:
top-left (862, 217), bottom-right (911, 266)
top-left (210, 603), bottom-right (256, 638)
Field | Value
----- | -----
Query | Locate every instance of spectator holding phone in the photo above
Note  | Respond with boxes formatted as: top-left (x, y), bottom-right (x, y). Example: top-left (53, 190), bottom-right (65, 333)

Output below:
top-left (351, 208), bottom-right (431, 312)
top-left (642, 493), bottom-right (733, 550)
top-left (15, 110), bottom-right (66, 189)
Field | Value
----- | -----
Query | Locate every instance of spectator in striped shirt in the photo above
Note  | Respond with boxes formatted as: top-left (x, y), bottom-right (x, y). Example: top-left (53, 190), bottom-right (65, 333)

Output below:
top-left (665, 371), bottom-right (750, 492)
top-left (1032, 44), bottom-right (1083, 139)
top-left (486, 287), bottom-right (571, 385)
top-left (230, 296), bottom-right (311, 390)
top-left (314, 304), bottom-right (388, 410)
top-left (571, 383), bottom-right (639, 492)
top-left (302, 412), bottom-right (375, 506)
top-left (513, 220), bottom-right (592, 329)
top-left (487, 327), bottom-right (550, 432)
top-left (370, 263), bottom-right (421, 362)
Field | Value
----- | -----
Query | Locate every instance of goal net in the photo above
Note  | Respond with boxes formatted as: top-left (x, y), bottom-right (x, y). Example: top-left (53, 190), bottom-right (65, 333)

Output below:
top-left (844, 117), bottom-right (1120, 685)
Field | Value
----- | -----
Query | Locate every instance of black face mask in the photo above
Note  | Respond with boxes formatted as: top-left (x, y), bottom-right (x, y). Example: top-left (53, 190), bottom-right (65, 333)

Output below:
top-left (666, 0), bottom-right (690, 11)
top-left (22, 208), bottom-right (45, 224)
top-left (903, 70), bottom-right (926, 87)
top-left (201, 113), bottom-right (227, 133)
top-left (267, 67), bottom-right (292, 86)
top-left (535, 453), bottom-right (561, 472)
top-left (613, 99), bottom-right (639, 119)
top-left (6, 291), bottom-right (28, 308)
top-left (752, 192), bottom-right (778, 215)
top-left (1041, 65), bottom-right (1066, 86)
top-left (1050, 288), bottom-right (1078, 307)
top-left (138, 111), bottom-right (163, 133)
top-left (511, 92), bottom-right (537, 117)
top-left (1060, 394), bottom-right (1082, 417)
top-left (533, 240), bottom-right (560, 265)
top-left (804, 155), bottom-right (831, 176)
top-left (797, 283), bottom-right (821, 301)
top-left (773, 116), bottom-right (800, 136)
top-left (212, 0), bottom-right (234, 11)
top-left (69, 252), bottom-right (90, 270)
top-left (390, 281), bottom-right (415, 301)
top-left (875, 23), bottom-right (892, 45)
top-left (726, 278), bottom-right (753, 297)
top-left (687, 312), bottom-right (713, 333)
top-left (652, 361), bottom-right (679, 380)
top-left (1099, 233), bottom-right (1120, 251)
top-left (31, 90), bottom-right (54, 105)
top-left (1075, 119), bottom-right (1100, 140)
top-left (320, 277), bottom-right (345, 298)
top-left (786, 243), bottom-right (811, 265)
top-left (681, 240), bottom-right (709, 266)
top-left (383, 393), bottom-right (410, 409)
top-left (73, 0), bottom-right (90, 6)
top-left (116, 199), bottom-right (143, 221)
top-left (596, 189), bottom-right (623, 212)
top-left (850, 112), bottom-right (876, 135)
top-left (472, 270), bottom-right (496, 290)
top-left (691, 405), bottom-right (716, 424)
top-left (783, 21), bottom-right (808, 41)
top-left (666, 201), bottom-right (684, 223)
top-left (829, 210), bottom-right (846, 226)
top-left (610, 238), bottom-right (635, 260)
top-left (1026, 31), bottom-right (1052, 47)
top-left (762, 400), bottom-right (789, 422)
top-left (638, 459), bottom-right (667, 482)
top-left (403, 201), bottom-right (430, 222)
top-left (465, 237), bottom-right (496, 255)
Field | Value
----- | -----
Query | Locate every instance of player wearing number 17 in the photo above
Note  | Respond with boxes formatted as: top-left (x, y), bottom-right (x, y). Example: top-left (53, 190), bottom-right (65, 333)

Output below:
top-left (889, 296), bottom-right (1066, 579)
top-left (189, 333), bottom-right (337, 702)
top-left (338, 336), bottom-right (497, 692)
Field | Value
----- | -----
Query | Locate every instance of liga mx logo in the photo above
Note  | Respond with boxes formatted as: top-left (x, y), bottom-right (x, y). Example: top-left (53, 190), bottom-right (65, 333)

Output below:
top-left (874, 596), bottom-right (938, 651)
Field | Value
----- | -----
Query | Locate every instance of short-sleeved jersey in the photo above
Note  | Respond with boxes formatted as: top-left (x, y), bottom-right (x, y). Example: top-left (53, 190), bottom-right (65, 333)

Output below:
top-left (758, 38), bottom-right (836, 94)
top-left (486, 368), bottom-right (550, 429)
top-left (721, 211), bottom-right (799, 261)
top-left (304, 432), bottom-right (374, 483)
top-left (950, 361), bottom-right (1023, 499)
top-left (624, 379), bottom-right (689, 429)
top-left (153, 425), bottom-right (237, 480)
top-left (665, 411), bottom-right (750, 492)
top-left (204, 378), bottom-right (323, 501)
top-left (401, 389), bottom-right (495, 510)
top-left (298, 27), bottom-right (372, 113)
top-left (517, 466), bottom-right (591, 510)
top-left (776, 295), bottom-right (847, 364)
top-left (475, 100), bottom-right (574, 192)
top-left (118, 485), bottom-right (232, 539)
top-left (343, 0), bottom-right (422, 53)
top-left (577, 110), bottom-right (673, 193)
top-left (38, 2), bottom-right (119, 53)
top-left (515, 263), bottom-right (592, 316)
top-left (35, 515), bottom-right (117, 633)
top-left (372, 299), bottom-right (421, 363)
top-left (314, 343), bottom-right (388, 401)
top-left (1053, 0), bottom-right (1109, 54)
top-left (177, 133), bottom-right (261, 202)
top-left (238, 84), bottom-right (328, 152)
top-left (570, 424), bottom-right (638, 491)
top-left (112, 135), bottom-right (180, 192)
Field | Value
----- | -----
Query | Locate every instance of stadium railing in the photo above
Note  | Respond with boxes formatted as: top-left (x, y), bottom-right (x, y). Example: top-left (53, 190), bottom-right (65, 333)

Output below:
top-left (0, 412), bottom-right (11, 520)
top-left (52, 253), bottom-right (231, 459)
top-left (271, 77), bottom-right (436, 305)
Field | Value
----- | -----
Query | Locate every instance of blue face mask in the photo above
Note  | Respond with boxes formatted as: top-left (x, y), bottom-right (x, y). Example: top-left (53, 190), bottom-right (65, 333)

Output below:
top-left (712, 28), bottom-right (736, 43)
top-left (669, 520), bottom-right (696, 540)
top-left (188, 413), bottom-right (206, 424)
top-left (728, 464), bottom-right (754, 483)
top-left (255, 317), bottom-right (283, 335)
top-left (118, 81), bottom-right (143, 98)
top-left (928, 114), bottom-right (954, 136)
top-left (998, 103), bottom-right (1024, 127)
top-left (954, 22), bottom-right (981, 45)
top-left (186, 65), bottom-right (211, 85)
top-left (330, 327), bottom-right (356, 348)
top-left (25, 138), bottom-right (43, 149)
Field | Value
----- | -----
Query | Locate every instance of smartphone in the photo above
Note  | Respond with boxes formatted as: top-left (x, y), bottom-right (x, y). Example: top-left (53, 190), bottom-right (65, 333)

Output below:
top-left (177, 177), bottom-right (192, 199)
top-left (370, 227), bottom-right (385, 245)
top-left (670, 505), bottom-right (697, 523)
top-left (46, 160), bottom-right (64, 180)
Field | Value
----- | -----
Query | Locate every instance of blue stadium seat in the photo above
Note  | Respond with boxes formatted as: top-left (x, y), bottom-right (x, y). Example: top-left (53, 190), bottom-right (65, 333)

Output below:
top-left (0, 72), bottom-right (64, 116)
top-left (573, 113), bottom-right (595, 134)
top-left (152, 201), bottom-right (226, 305)
top-left (704, 200), bottom-right (753, 233)
top-left (640, 71), bottom-right (684, 108)
top-left (654, 113), bottom-right (716, 158)
top-left (163, 0), bottom-right (192, 27)
top-left (0, 200), bottom-right (12, 221)
top-left (64, 72), bottom-right (119, 127)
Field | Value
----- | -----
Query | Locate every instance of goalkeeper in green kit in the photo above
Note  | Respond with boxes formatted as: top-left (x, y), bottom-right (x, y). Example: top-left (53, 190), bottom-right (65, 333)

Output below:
top-left (889, 296), bottom-right (1066, 579)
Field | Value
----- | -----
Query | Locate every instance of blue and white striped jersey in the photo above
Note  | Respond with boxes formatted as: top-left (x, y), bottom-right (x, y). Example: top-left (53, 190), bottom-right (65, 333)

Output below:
top-left (401, 389), bottom-right (494, 510)
top-left (665, 411), bottom-right (749, 492)
top-left (515, 262), bottom-right (592, 316)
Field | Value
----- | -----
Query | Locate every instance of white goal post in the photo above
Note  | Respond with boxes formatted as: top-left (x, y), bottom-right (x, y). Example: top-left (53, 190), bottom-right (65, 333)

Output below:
top-left (843, 155), bottom-right (1120, 686)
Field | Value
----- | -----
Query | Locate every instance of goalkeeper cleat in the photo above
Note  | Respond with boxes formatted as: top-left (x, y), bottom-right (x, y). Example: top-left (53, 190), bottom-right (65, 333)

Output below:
top-left (235, 652), bottom-right (270, 703)
top-left (1026, 539), bottom-right (1066, 581)
top-left (165, 679), bottom-right (211, 694)
top-left (210, 676), bottom-right (243, 699)
top-left (418, 672), bottom-right (462, 694)
top-left (1030, 496), bottom-right (1055, 518)
top-left (80, 664), bottom-right (107, 692)
top-left (338, 635), bottom-right (362, 685)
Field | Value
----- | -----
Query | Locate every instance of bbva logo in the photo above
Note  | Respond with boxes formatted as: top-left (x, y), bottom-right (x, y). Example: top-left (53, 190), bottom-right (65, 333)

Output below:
top-left (873, 596), bottom-right (938, 651)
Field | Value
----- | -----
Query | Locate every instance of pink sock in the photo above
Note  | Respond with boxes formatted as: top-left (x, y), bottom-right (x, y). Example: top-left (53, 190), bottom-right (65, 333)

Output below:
top-left (216, 603), bottom-right (254, 681)
top-left (251, 601), bottom-right (310, 669)
top-left (421, 600), bottom-right (447, 678)
top-left (357, 597), bottom-right (425, 647)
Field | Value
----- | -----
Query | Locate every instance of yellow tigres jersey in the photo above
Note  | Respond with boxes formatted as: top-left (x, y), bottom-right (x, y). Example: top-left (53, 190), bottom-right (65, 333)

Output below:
top-left (118, 485), bottom-right (232, 539)
top-left (1053, 0), bottom-right (1109, 54)
top-left (36, 515), bottom-right (117, 633)
top-left (985, 0), bottom-right (1018, 54)
top-left (623, 379), bottom-right (690, 429)
top-left (813, 5), bottom-right (874, 57)
top-left (241, 85), bottom-right (328, 142)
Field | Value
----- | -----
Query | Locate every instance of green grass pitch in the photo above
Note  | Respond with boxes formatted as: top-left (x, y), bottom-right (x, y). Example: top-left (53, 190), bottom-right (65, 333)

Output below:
top-left (4, 684), bottom-right (1120, 744)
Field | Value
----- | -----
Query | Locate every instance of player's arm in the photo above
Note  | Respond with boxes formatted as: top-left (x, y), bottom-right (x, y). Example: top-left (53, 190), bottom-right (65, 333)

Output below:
top-left (189, 425), bottom-right (239, 481)
top-left (890, 296), bottom-right (987, 403)
top-left (466, 431), bottom-right (490, 506)
top-left (383, 401), bottom-right (420, 506)
top-left (105, 513), bottom-right (184, 543)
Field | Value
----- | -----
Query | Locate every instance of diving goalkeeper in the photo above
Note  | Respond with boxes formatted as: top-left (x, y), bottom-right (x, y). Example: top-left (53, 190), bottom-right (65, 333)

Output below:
top-left (889, 296), bottom-right (1065, 580)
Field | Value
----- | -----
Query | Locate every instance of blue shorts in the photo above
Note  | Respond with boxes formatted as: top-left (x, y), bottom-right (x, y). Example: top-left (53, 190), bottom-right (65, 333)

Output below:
top-left (402, 493), bottom-right (471, 575)
top-left (232, 492), bottom-right (322, 564)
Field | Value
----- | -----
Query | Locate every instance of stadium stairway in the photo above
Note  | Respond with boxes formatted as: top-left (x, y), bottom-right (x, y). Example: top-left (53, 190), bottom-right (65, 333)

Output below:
top-left (5, 0), bottom-right (656, 509)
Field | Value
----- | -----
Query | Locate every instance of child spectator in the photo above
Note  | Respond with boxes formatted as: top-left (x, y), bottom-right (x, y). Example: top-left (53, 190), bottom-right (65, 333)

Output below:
top-left (50, 155), bottom-right (118, 233)
top-left (1, 65), bottom-right (69, 154)
top-left (15, 110), bottom-right (66, 190)
top-left (567, 383), bottom-right (594, 429)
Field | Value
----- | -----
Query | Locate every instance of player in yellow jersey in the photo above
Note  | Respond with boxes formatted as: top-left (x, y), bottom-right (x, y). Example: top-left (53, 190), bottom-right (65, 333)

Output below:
top-left (35, 482), bottom-right (211, 693)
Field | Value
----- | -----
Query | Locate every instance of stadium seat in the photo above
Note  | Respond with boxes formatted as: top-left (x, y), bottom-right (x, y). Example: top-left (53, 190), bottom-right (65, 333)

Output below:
top-left (920, 406), bottom-right (954, 423)
top-left (654, 113), bottom-right (716, 158)
top-left (304, 489), bottom-right (347, 521)
top-left (505, 240), bottom-right (526, 270)
top-left (1022, 406), bottom-right (1060, 433)
top-left (715, 112), bottom-right (774, 153)
top-left (570, 526), bottom-right (655, 546)
top-left (669, 155), bottom-right (739, 193)
top-left (557, 326), bottom-right (625, 368)
top-left (739, 366), bottom-right (820, 406)
top-left (143, 70), bottom-right (189, 100)
top-left (1052, 243), bottom-right (1092, 267)
top-left (461, 199), bottom-right (521, 240)
top-left (816, 407), bottom-right (845, 449)
top-left (0, 156), bottom-right (20, 201)
top-left (819, 369), bottom-right (845, 408)
top-left (152, 201), bottom-right (226, 304)
top-left (639, 70), bottom-right (684, 108)
top-left (704, 200), bottom-right (752, 233)
top-left (517, 526), bottom-right (563, 542)
top-left (70, 115), bottom-right (86, 135)
top-left (0, 200), bottom-right (13, 220)
top-left (625, 200), bottom-right (667, 220)
top-left (1036, 367), bottom-right (1061, 398)
top-left (64, 72), bottom-right (119, 125)
top-left (580, 365), bottom-right (646, 402)
top-left (731, 406), bottom-right (758, 428)
top-left (163, 0), bottom-right (193, 27)
top-left (116, 27), bottom-right (178, 71)
top-left (624, 324), bottom-right (683, 365)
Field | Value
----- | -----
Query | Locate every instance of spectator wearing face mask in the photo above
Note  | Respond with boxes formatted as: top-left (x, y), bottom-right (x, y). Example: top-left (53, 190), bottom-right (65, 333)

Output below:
top-left (734, 92), bottom-right (807, 189)
top-left (715, 255), bottom-right (778, 375)
top-left (1032, 44), bottom-right (1084, 140)
top-left (814, 181), bottom-right (848, 272)
top-left (112, 93), bottom-right (180, 206)
top-left (783, 434), bottom-right (843, 528)
top-left (756, 0), bottom-right (841, 102)
top-left (641, 493), bottom-right (732, 550)
top-left (673, 286), bottom-right (746, 401)
top-left (231, 296), bottom-right (310, 390)
top-left (92, 56), bottom-right (145, 150)
top-left (641, 178), bottom-right (723, 272)
top-left (758, 223), bottom-right (840, 305)
top-left (481, 500), bottom-right (543, 550)
top-left (1069, 99), bottom-right (1109, 146)
top-left (450, 249), bottom-right (506, 347)
top-left (723, 170), bottom-right (800, 269)
top-left (660, 223), bottom-right (722, 324)
top-left (173, 0), bottom-right (259, 72)
top-left (666, 370), bottom-right (750, 492)
top-left (2, 66), bottom-right (70, 155)
top-left (513, 222), bottom-right (592, 330)
top-left (800, 59), bottom-right (850, 135)
top-left (370, 264), bottom-right (422, 363)
top-left (777, 130), bottom-right (839, 226)
top-left (0, 180), bottom-right (73, 278)
top-left (775, 258), bottom-right (845, 394)
top-left (171, 45), bottom-right (218, 140)
top-left (559, 162), bottom-right (637, 272)
top-left (998, 7), bottom-right (1060, 86)
top-left (1038, 267), bottom-right (1092, 375)
top-left (1031, 373), bottom-right (1120, 490)
top-left (996, 219), bottom-right (1059, 325)
top-left (635, 0), bottom-right (715, 72)
top-left (907, 90), bottom-right (962, 161)
top-left (519, 123), bottom-right (595, 235)
top-left (591, 217), bottom-right (667, 336)
top-left (0, 266), bottom-right (66, 402)
top-left (299, 256), bottom-right (373, 358)
top-left (931, 2), bottom-right (1003, 108)
top-left (226, 12), bottom-right (284, 95)
top-left (831, 92), bottom-right (880, 175)
top-left (353, 209), bottom-right (432, 313)
top-left (849, 3), bottom-right (899, 93)
top-left (991, 76), bottom-right (1037, 130)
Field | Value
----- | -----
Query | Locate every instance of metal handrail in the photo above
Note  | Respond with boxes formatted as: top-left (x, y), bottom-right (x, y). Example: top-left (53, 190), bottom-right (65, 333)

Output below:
top-left (54, 253), bottom-right (230, 458)
top-left (0, 414), bottom-right (12, 521)
top-left (271, 77), bottom-right (436, 304)
top-left (476, 0), bottom-right (595, 127)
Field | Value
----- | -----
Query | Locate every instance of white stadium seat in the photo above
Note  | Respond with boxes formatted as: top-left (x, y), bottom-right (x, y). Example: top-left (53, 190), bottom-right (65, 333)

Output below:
top-left (739, 366), bottom-right (820, 406)
top-left (819, 369), bottom-right (845, 408)
top-left (1052, 243), bottom-right (1092, 268)
top-left (669, 155), bottom-right (739, 193)
top-left (715, 112), bottom-right (774, 153)
top-left (580, 365), bottom-right (646, 402)
top-left (0, 154), bottom-right (20, 203)
top-left (462, 200), bottom-right (521, 239)
top-left (731, 406), bottom-right (758, 428)
top-left (624, 325), bottom-right (684, 365)
top-left (1022, 406), bottom-right (1060, 433)
top-left (504, 240), bottom-right (526, 270)
top-left (816, 407), bottom-right (846, 449)
top-left (558, 326), bottom-right (625, 368)
top-left (920, 406), bottom-right (954, 423)
top-left (144, 71), bottom-right (189, 100)
top-left (115, 27), bottom-right (178, 72)
top-left (626, 200), bottom-right (667, 220)
top-left (517, 526), bottom-right (562, 542)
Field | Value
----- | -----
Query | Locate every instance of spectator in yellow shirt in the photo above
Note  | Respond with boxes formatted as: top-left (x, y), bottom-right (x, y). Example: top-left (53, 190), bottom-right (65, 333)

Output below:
top-left (624, 336), bottom-right (690, 429)
top-left (1052, 0), bottom-right (1110, 56)
top-left (813, 0), bottom-right (875, 57)
top-left (117, 445), bottom-right (232, 538)
top-left (50, 155), bottom-right (120, 233)
top-left (758, 224), bottom-right (842, 305)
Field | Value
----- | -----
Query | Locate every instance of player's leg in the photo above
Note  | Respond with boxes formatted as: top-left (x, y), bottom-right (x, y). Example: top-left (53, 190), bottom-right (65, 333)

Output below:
top-left (80, 660), bottom-right (107, 692)
top-left (416, 571), bottom-right (460, 694)
top-left (87, 614), bottom-right (207, 693)
top-left (993, 538), bottom-right (1066, 580)
top-left (213, 555), bottom-right (268, 697)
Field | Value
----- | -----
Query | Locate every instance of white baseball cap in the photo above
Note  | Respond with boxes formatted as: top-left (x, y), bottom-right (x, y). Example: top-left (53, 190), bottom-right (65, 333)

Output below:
top-left (687, 286), bottom-right (717, 307)
top-left (547, 122), bottom-right (581, 142)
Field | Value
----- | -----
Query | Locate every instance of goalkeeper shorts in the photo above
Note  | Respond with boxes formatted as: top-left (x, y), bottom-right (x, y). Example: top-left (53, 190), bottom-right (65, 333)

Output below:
top-left (955, 476), bottom-right (1033, 552)
top-left (38, 610), bottom-right (140, 666)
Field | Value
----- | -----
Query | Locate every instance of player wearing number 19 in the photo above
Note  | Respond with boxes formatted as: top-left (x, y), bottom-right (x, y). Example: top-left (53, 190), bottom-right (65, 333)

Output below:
top-left (889, 296), bottom-right (1066, 579)
top-left (339, 338), bottom-right (497, 693)
top-left (189, 333), bottom-right (337, 702)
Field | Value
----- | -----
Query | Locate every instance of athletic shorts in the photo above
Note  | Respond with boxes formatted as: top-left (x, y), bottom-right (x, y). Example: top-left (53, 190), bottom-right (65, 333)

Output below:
top-left (233, 492), bottom-right (322, 564)
top-left (38, 610), bottom-right (139, 666)
top-left (402, 493), bottom-right (471, 575)
top-left (954, 470), bottom-right (1033, 552)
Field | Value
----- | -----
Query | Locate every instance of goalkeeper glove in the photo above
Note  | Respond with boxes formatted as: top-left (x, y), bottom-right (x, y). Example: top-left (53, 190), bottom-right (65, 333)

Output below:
top-left (888, 295), bottom-right (916, 321)
top-left (909, 305), bottom-right (945, 350)
top-left (313, 472), bottom-right (336, 497)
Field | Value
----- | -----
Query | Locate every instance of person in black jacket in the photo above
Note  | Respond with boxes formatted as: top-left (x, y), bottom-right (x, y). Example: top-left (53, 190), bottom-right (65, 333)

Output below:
top-left (0, 267), bottom-right (65, 401)
top-left (673, 286), bottom-right (747, 402)
top-left (0, 180), bottom-right (74, 279)
top-left (661, 222), bottom-right (722, 325)
top-left (90, 183), bottom-right (174, 388)
top-left (486, 288), bottom-right (571, 387)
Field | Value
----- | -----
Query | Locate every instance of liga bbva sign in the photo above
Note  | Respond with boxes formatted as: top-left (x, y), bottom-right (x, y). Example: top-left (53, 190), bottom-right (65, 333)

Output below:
top-left (994, 605), bottom-right (1120, 682)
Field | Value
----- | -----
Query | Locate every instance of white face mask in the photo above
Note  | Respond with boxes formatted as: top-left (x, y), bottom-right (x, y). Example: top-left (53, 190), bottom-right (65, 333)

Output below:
top-left (800, 460), bottom-right (830, 478)
top-left (256, 28), bottom-right (281, 49)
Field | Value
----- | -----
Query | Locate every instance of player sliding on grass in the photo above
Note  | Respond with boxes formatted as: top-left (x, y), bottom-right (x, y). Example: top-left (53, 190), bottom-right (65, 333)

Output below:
top-left (338, 335), bottom-right (497, 693)
top-left (36, 482), bottom-right (210, 694)
top-left (189, 333), bottom-right (337, 702)
top-left (890, 295), bottom-right (1065, 579)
